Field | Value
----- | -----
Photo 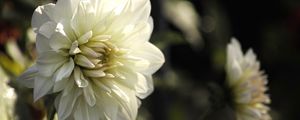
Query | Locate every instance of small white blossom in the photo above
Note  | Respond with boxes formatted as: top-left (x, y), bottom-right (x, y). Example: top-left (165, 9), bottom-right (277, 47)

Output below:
top-left (0, 66), bottom-right (17, 120)
top-left (19, 0), bottom-right (164, 119)
top-left (226, 38), bottom-right (271, 120)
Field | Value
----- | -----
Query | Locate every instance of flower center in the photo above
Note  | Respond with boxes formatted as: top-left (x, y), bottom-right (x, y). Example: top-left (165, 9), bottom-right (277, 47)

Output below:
top-left (69, 31), bottom-right (127, 87)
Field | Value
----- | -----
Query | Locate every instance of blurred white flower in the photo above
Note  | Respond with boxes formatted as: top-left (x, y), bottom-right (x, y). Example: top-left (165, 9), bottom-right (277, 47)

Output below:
top-left (19, 0), bottom-right (164, 119)
top-left (0, 66), bottom-right (17, 120)
top-left (226, 38), bottom-right (271, 120)
top-left (163, 0), bottom-right (202, 48)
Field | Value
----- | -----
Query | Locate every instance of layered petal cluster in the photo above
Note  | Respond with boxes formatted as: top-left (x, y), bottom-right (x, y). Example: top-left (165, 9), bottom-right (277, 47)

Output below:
top-left (0, 67), bottom-right (17, 120)
top-left (20, 0), bottom-right (164, 119)
top-left (226, 38), bottom-right (271, 120)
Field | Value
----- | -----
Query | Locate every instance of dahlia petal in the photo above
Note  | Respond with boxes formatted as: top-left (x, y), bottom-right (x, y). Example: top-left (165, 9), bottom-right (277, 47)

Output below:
top-left (244, 49), bottom-right (259, 70)
top-left (32, 3), bottom-right (55, 32)
top-left (128, 0), bottom-right (151, 21)
top-left (107, 0), bottom-right (151, 33)
top-left (107, 81), bottom-right (130, 102)
top-left (78, 31), bottom-right (93, 45)
top-left (227, 38), bottom-right (243, 64)
top-left (74, 67), bottom-right (89, 88)
top-left (228, 60), bottom-right (243, 86)
top-left (39, 21), bottom-right (57, 39)
top-left (83, 84), bottom-right (96, 106)
top-left (112, 18), bottom-right (153, 49)
top-left (79, 45), bottom-right (99, 58)
top-left (74, 99), bottom-right (90, 120)
top-left (112, 87), bottom-right (139, 120)
top-left (74, 54), bottom-right (95, 68)
top-left (242, 107), bottom-right (262, 118)
top-left (57, 85), bottom-right (82, 120)
top-left (82, 69), bottom-right (106, 78)
top-left (33, 76), bottom-right (54, 101)
top-left (71, 0), bottom-right (96, 36)
top-left (69, 41), bottom-right (81, 55)
top-left (53, 78), bottom-right (68, 93)
top-left (37, 51), bottom-right (68, 77)
top-left (112, 68), bottom-right (137, 89)
top-left (93, 80), bottom-right (112, 93)
top-left (88, 105), bottom-right (101, 120)
top-left (49, 27), bottom-right (72, 51)
top-left (131, 42), bottom-right (165, 74)
top-left (135, 74), bottom-right (153, 99)
top-left (74, 98), bottom-right (102, 120)
top-left (54, 0), bottom-right (81, 20)
top-left (36, 34), bottom-right (51, 54)
top-left (17, 65), bottom-right (37, 88)
top-left (53, 58), bottom-right (74, 82)
top-left (94, 93), bottom-right (118, 120)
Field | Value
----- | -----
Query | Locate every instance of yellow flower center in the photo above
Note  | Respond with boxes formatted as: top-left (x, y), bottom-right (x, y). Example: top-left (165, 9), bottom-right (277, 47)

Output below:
top-left (68, 31), bottom-right (127, 87)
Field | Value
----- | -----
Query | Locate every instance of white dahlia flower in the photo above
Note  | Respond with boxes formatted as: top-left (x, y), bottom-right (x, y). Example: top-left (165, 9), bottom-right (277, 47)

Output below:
top-left (19, 0), bottom-right (164, 119)
top-left (226, 38), bottom-right (271, 120)
top-left (0, 66), bottom-right (17, 120)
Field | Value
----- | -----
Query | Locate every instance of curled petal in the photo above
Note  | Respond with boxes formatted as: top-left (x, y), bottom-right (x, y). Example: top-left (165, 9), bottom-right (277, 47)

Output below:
top-left (74, 67), bottom-right (89, 88)
top-left (82, 69), bottom-right (106, 78)
top-left (74, 55), bottom-right (95, 68)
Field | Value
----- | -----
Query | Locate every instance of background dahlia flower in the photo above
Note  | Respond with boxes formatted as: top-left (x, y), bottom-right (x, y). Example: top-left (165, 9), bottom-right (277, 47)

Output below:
top-left (19, 0), bottom-right (164, 119)
top-left (226, 38), bottom-right (271, 120)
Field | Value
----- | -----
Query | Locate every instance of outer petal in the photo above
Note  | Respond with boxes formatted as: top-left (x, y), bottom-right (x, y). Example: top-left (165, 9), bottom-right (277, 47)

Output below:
top-left (106, 81), bottom-right (140, 120)
top-left (111, 18), bottom-right (153, 48)
top-left (74, 99), bottom-right (90, 120)
top-left (83, 84), bottom-right (96, 106)
top-left (32, 3), bottom-right (55, 32)
top-left (49, 25), bottom-right (72, 51)
top-left (36, 33), bottom-right (51, 54)
top-left (227, 60), bottom-right (243, 86)
top-left (111, 67), bottom-right (137, 90)
top-left (38, 21), bottom-right (57, 39)
top-left (54, 0), bottom-right (81, 20)
top-left (106, 0), bottom-right (151, 33)
top-left (135, 74), bottom-right (153, 99)
top-left (129, 42), bottom-right (165, 74)
top-left (92, 90), bottom-right (119, 120)
top-left (56, 83), bottom-right (82, 120)
top-left (53, 78), bottom-right (68, 93)
top-left (17, 65), bottom-right (37, 88)
top-left (34, 76), bottom-right (54, 101)
top-left (227, 38), bottom-right (243, 65)
top-left (73, 98), bottom-right (101, 120)
top-left (112, 68), bottom-right (153, 99)
top-left (37, 51), bottom-right (68, 77)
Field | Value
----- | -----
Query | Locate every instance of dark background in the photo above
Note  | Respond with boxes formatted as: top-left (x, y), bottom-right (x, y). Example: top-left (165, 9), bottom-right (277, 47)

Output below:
top-left (148, 0), bottom-right (300, 120)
